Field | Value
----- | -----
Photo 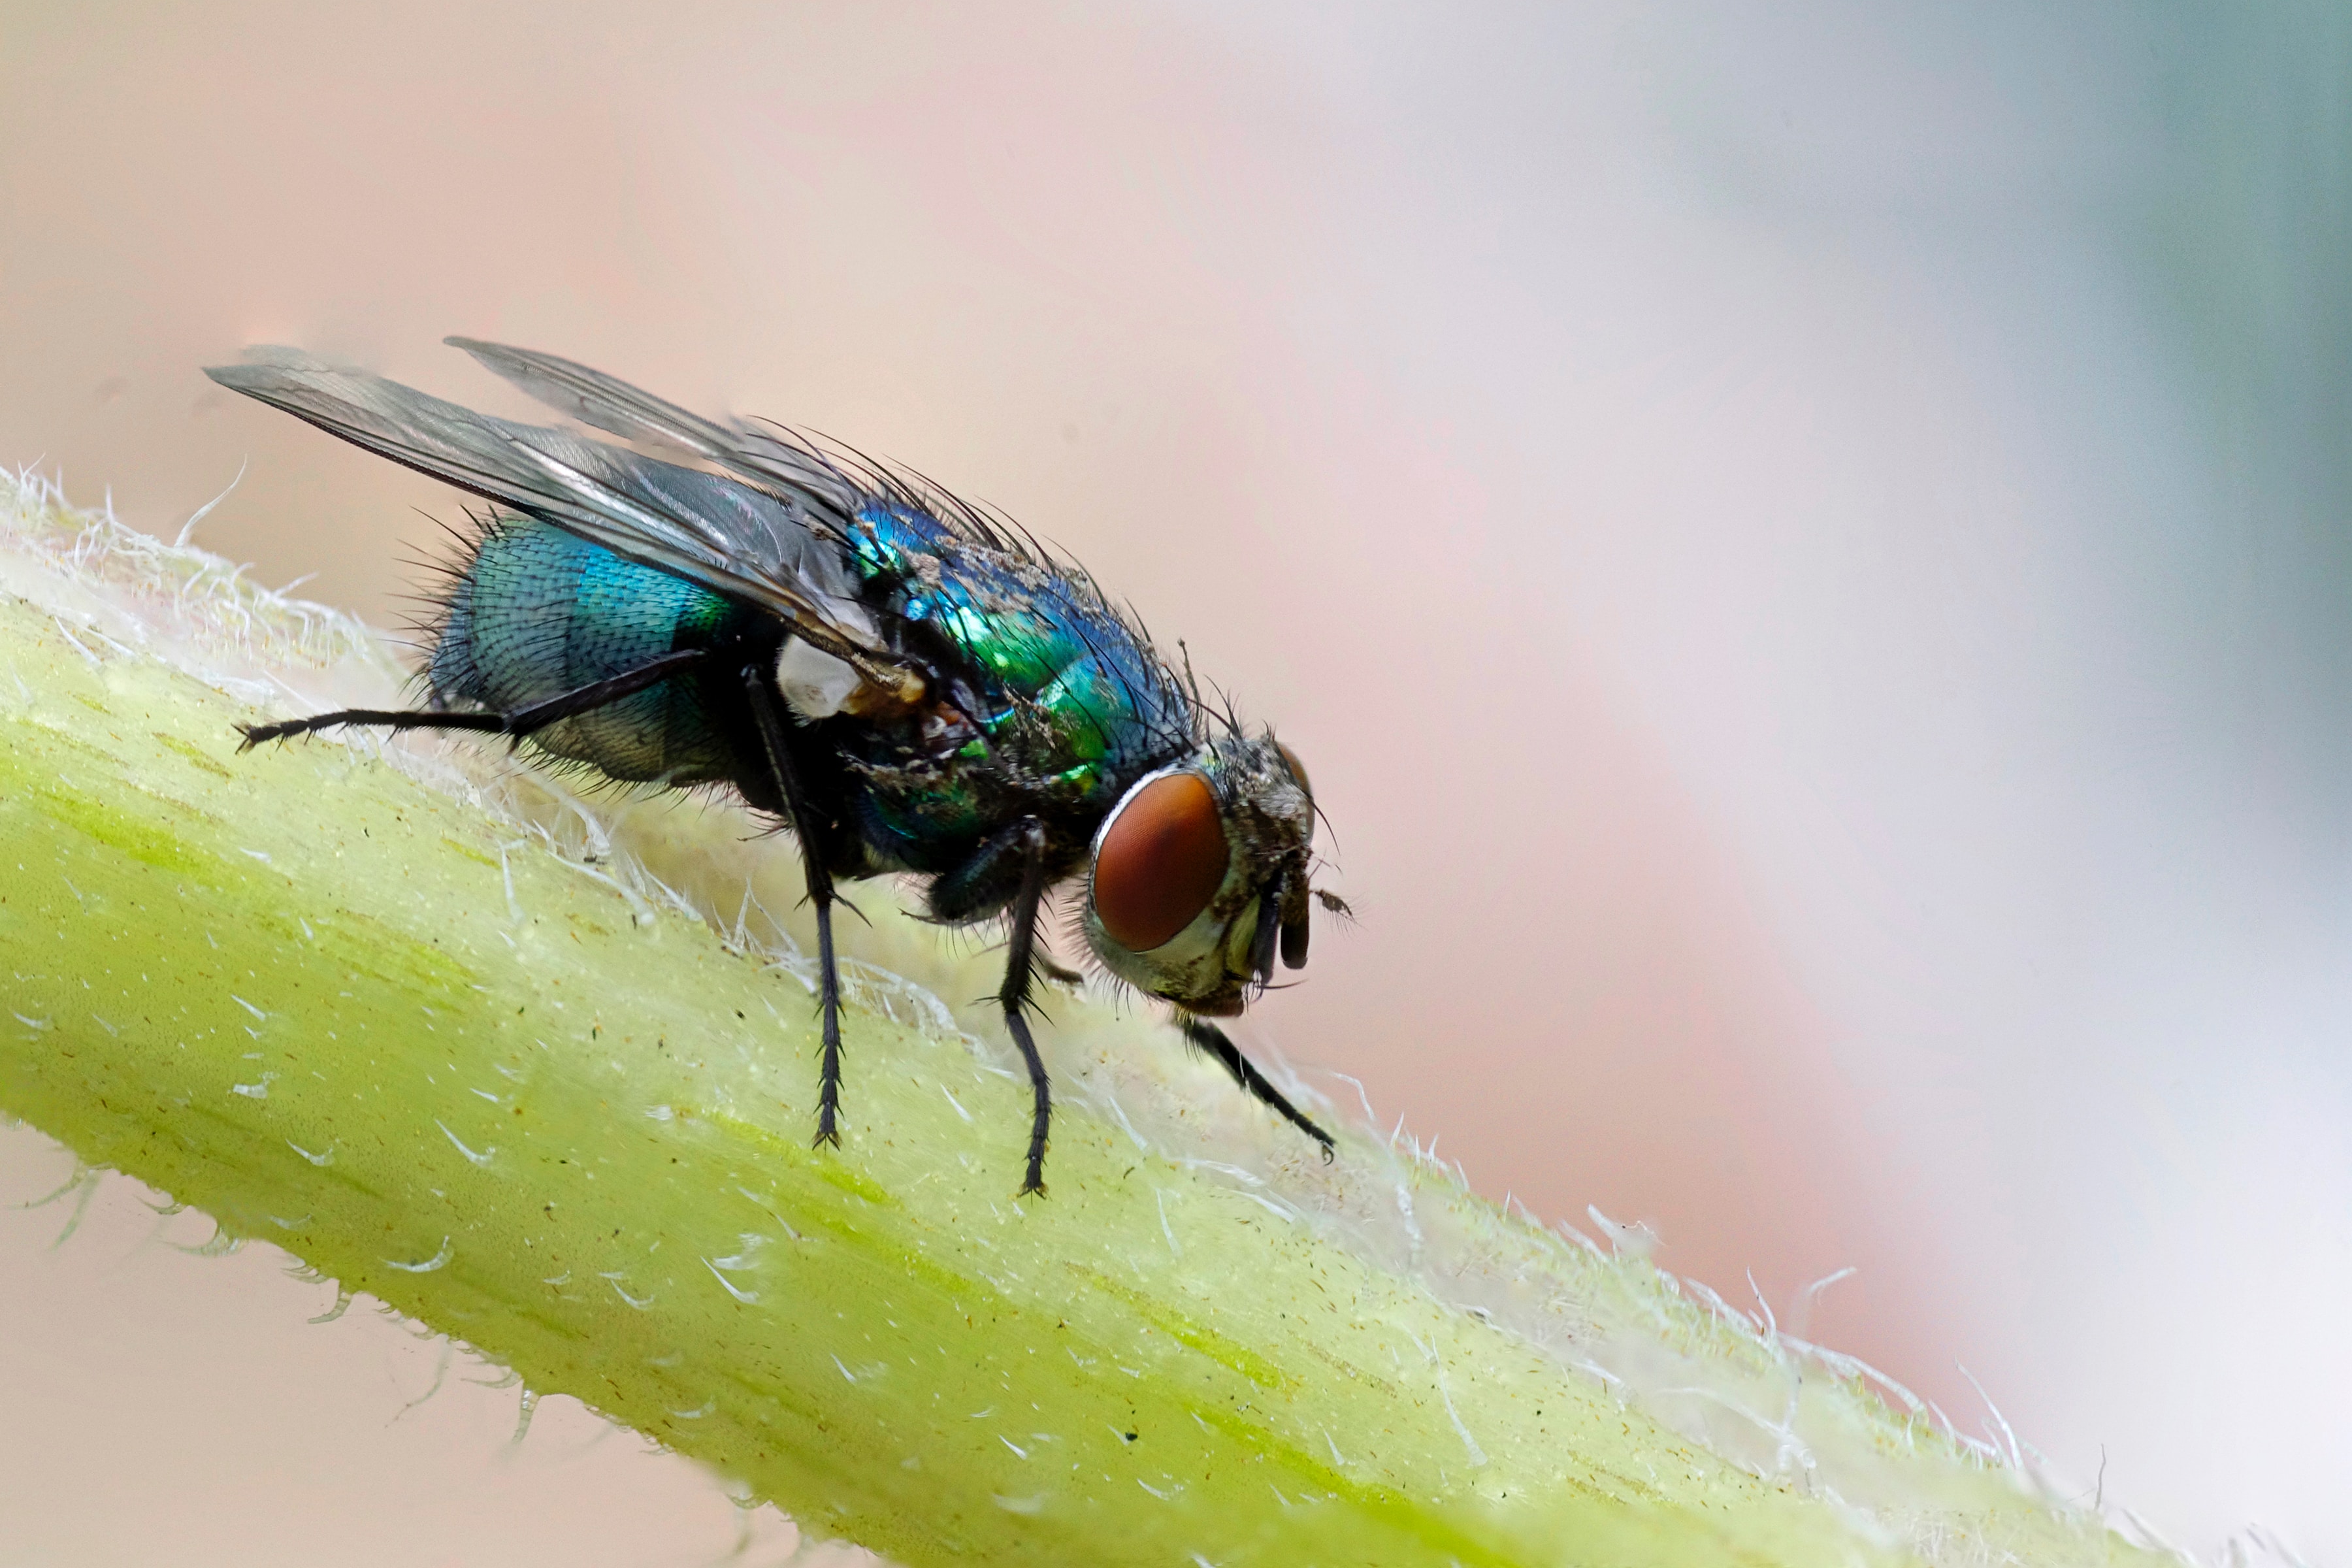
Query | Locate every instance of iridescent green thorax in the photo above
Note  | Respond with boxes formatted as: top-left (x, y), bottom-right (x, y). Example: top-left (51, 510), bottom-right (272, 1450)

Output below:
top-left (840, 500), bottom-right (1196, 863)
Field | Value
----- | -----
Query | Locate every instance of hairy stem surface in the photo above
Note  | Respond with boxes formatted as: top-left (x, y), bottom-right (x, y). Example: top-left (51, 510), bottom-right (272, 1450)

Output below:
top-left (0, 474), bottom-right (2164, 1567)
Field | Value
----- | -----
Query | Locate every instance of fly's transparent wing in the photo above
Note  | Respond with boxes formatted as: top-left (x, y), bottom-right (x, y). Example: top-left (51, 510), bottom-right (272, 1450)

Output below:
top-left (444, 338), bottom-right (861, 517)
top-left (204, 348), bottom-right (914, 685)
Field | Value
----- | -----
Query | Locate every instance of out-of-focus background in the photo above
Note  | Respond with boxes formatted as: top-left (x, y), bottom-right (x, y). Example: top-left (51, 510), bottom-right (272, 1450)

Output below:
top-left (3, 3), bottom-right (2347, 1562)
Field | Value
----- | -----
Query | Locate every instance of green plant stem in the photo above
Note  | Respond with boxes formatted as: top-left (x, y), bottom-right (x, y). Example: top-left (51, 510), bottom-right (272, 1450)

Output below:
top-left (0, 480), bottom-right (2166, 1567)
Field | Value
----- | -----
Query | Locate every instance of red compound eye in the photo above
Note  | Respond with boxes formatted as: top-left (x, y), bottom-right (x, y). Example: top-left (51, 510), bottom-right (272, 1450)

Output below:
top-left (1094, 772), bottom-right (1228, 952)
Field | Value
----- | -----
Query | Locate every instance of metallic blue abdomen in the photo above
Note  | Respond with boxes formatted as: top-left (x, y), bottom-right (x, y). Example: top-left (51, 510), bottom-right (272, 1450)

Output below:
top-left (429, 517), bottom-right (742, 784)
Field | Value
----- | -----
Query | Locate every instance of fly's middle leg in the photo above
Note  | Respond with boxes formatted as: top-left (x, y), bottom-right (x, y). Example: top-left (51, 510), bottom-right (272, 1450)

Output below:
top-left (993, 820), bottom-right (1055, 1197)
top-left (740, 667), bottom-right (848, 1151)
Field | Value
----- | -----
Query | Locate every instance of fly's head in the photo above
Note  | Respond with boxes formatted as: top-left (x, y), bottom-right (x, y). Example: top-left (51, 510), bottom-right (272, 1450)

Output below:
top-left (1080, 731), bottom-right (1331, 1017)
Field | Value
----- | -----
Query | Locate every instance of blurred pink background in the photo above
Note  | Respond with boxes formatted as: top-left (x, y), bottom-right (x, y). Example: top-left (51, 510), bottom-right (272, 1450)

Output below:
top-left (5, 3), bottom-right (2349, 1562)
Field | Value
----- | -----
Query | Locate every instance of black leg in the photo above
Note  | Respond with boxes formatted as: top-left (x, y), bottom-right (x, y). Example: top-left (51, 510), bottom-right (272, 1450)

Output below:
top-left (994, 821), bottom-right (1055, 1196)
top-left (1177, 1018), bottom-right (1336, 1162)
top-left (739, 668), bottom-right (847, 1152)
top-left (236, 649), bottom-right (710, 750)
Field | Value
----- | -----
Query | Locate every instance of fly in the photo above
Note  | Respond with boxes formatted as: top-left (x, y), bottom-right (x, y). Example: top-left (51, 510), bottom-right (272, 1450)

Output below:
top-left (205, 338), bottom-right (1345, 1194)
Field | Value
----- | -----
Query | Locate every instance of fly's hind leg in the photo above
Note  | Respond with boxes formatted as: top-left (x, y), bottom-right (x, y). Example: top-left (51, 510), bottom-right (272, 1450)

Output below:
top-left (739, 668), bottom-right (849, 1151)
top-left (1176, 1017), bottom-right (1337, 1162)
top-left (236, 649), bottom-right (710, 749)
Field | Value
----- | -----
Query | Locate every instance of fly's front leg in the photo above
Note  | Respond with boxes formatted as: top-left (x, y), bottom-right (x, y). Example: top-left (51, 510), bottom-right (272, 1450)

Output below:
top-left (1177, 1017), bottom-right (1337, 1161)
top-left (740, 668), bottom-right (848, 1151)
top-left (994, 820), bottom-right (1055, 1196)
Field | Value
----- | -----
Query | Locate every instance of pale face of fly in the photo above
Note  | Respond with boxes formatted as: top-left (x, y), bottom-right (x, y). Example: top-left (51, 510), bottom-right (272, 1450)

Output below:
top-left (1079, 734), bottom-right (1327, 1017)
